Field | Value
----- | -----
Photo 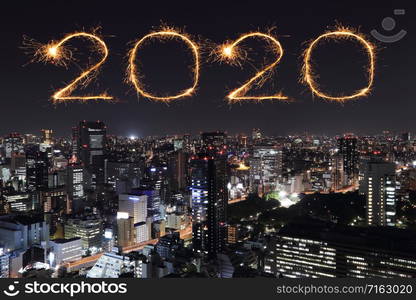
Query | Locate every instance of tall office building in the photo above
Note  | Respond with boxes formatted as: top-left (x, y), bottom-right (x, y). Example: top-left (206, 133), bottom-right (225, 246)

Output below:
top-left (361, 159), bottom-right (396, 227)
top-left (49, 238), bottom-right (82, 267)
top-left (131, 186), bottom-right (161, 222)
top-left (249, 146), bottom-right (283, 195)
top-left (118, 194), bottom-right (147, 224)
top-left (168, 150), bottom-right (187, 191)
top-left (0, 215), bottom-right (49, 277)
top-left (338, 135), bottom-right (358, 184)
top-left (64, 216), bottom-right (103, 254)
top-left (190, 154), bottom-right (227, 259)
top-left (71, 126), bottom-right (79, 157)
top-left (116, 212), bottom-right (135, 248)
top-left (0, 214), bottom-right (50, 252)
top-left (143, 165), bottom-right (169, 205)
top-left (106, 161), bottom-right (141, 194)
top-left (25, 145), bottom-right (49, 192)
top-left (265, 218), bottom-right (416, 278)
top-left (331, 153), bottom-right (346, 191)
top-left (77, 121), bottom-right (106, 190)
top-left (66, 160), bottom-right (86, 214)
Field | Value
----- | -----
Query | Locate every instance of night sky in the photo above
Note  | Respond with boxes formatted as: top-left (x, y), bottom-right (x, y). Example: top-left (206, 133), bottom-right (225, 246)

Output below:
top-left (0, 0), bottom-right (414, 137)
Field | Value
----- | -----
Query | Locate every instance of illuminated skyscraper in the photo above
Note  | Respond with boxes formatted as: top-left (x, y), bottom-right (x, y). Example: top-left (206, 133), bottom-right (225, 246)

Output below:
top-left (338, 135), bottom-right (358, 184)
top-left (331, 153), bottom-right (346, 191)
top-left (361, 159), bottom-right (396, 227)
top-left (64, 216), bottom-right (103, 254)
top-left (249, 146), bottom-right (283, 195)
top-left (190, 154), bottom-right (227, 259)
top-left (77, 121), bottom-right (106, 190)
top-left (66, 159), bottom-right (86, 214)
top-left (168, 150), bottom-right (187, 191)
top-left (71, 126), bottom-right (79, 157)
top-left (116, 212), bottom-right (135, 248)
top-left (118, 194), bottom-right (147, 224)
top-left (25, 145), bottom-right (49, 192)
top-left (131, 186), bottom-right (161, 222)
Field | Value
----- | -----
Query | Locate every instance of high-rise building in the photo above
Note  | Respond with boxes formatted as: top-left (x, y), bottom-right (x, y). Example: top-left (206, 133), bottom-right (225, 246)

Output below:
top-left (131, 187), bottom-right (161, 222)
top-left (49, 238), bottom-right (82, 267)
top-left (190, 154), bottom-right (227, 258)
top-left (361, 159), bottom-right (396, 227)
top-left (71, 126), bottom-right (79, 157)
top-left (64, 216), bottom-right (103, 254)
top-left (118, 194), bottom-right (147, 224)
top-left (168, 150), bottom-right (187, 191)
top-left (116, 212), bottom-right (135, 248)
top-left (331, 153), bottom-right (346, 191)
top-left (3, 192), bottom-right (32, 213)
top-left (66, 159), bottom-right (86, 214)
top-left (0, 214), bottom-right (49, 252)
top-left (25, 145), bottom-right (49, 192)
top-left (77, 121), bottom-right (106, 190)
top-left (155, 232), bottom-right (183, 260)
top-left (106, 161), bottom-right (141, 194)
top-left (265, 218), bottom-right (416, 278)
top-left (249, 146), bottom-right (283, 195)
top-left (143, 165), bottom-right (169, 205)
top-left (338, 135), bottom-right (358, 184)
top-left (87, 252), bottom-right (151, 278)
top-left (134, 222), bottom-right (147, 243)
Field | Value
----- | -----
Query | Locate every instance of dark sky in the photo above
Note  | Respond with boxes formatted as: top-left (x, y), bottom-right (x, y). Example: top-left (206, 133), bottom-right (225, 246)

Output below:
top-left (0, 0), bottom-right (414, 137)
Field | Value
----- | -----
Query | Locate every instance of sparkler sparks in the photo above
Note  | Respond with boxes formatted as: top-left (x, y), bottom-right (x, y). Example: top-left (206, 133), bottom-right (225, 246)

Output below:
top-left (216, 32), bottom-right (288, 103)
top-left (302, 28), bottom-right (376, 102)
top-left (47, 46), bottom-right (58, 58)
top-left (31, 32), bottom-right (113, 103)
top-left (128, 28), bottom-right (200, 102)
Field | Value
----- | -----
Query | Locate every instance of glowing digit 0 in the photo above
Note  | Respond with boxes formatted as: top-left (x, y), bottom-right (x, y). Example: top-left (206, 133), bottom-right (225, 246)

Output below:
top-left (128, 29), bottom-right (200, 102)
top-left (303, 29), bottom-right (376, 101)
top-left (40, 32), bottom-right (112, 103)
top-left (217, 32), bottom-right (288, 103)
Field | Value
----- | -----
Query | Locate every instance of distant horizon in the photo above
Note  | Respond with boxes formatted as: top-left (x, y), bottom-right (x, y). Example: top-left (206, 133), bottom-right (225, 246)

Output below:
top-left (3, 124), bottom-right (415, 140)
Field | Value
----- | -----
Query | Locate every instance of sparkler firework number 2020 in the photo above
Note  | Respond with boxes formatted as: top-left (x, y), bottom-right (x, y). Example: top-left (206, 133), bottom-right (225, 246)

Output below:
top-left (28, 26), bottom-right (376, 104)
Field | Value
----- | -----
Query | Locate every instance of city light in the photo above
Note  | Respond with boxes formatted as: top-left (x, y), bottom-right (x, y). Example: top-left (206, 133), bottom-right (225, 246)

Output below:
top-left (2, 1), bottom-right (416, 282)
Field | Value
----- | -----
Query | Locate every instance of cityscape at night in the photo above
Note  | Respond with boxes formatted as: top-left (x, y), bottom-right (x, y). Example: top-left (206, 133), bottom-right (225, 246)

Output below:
top-left (1, 1), bottom-right (416, 294)
top-left (2, 126), bottom-right (416, 279)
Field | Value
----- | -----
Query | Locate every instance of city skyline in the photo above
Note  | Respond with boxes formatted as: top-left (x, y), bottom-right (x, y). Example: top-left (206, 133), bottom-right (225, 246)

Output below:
top-left (2, 0), bottom-right (416, 282)
top-left (2, 118), bottom-right (416, 279)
